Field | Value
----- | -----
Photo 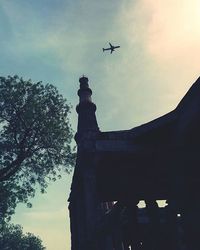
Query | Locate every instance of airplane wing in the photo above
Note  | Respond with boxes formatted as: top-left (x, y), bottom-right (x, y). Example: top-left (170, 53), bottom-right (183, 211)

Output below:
top-left (109, 42), bottom-right (112, 48)
top-left (110, 50), bottom-right (113, 54)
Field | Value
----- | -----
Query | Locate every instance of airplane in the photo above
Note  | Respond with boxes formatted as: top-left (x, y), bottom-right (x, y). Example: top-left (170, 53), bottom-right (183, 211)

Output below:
top-left (103, 43), bottom-right (120, 54)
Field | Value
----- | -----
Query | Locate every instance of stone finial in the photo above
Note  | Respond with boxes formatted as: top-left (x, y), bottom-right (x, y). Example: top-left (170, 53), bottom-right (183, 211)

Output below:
top-left (78, 75), bottom-right (92, 103)
top-left (76, 76), bottom-right (99, 134)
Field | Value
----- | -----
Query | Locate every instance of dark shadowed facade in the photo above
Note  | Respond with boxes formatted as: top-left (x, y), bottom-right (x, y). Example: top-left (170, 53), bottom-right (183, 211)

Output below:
top-left (68, 76), bottom-right (200, 250)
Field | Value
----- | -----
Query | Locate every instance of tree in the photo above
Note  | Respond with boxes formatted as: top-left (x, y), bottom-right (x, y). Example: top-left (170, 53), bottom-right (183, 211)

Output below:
top-left (0, 223), bottom-right (46, 250)
top-left (0, 75), bottom-right (75, 220)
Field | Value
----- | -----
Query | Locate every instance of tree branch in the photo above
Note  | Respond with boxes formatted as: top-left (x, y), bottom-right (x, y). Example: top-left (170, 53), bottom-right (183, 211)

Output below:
top-left (0, 154), bottom-right (25, 182)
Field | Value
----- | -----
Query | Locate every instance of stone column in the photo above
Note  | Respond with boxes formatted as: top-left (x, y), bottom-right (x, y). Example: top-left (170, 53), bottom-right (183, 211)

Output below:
top-left (69, 76), bottom-right (116, 250)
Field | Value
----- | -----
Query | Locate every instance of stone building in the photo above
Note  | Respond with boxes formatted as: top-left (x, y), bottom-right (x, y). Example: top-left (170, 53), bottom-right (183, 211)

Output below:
top-left (68, 76), bottom-right (200, 250)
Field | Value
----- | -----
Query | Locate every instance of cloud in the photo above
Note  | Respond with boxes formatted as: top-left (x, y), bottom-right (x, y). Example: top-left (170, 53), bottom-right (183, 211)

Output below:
top-left (127, 0), bottom-right (200, 74)
top-left (0, 5), bottom-right (12, 40)
top-left (13, 206), bottom-right (71, 250)
top-left (23, 207), bottom-right (68, 221)
top-left (0, 0), bottom-right (122, 73)
top-left (96, 0), bottom-right (200, 131)
top-left (23, 223), bottom-right (71, 250)
top-left (12, 175), bottom-right (73, 250)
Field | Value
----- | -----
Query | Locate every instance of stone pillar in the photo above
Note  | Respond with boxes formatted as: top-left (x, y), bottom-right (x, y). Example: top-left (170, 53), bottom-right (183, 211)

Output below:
top-left (164, 200), bottom-right (179, 250)
top-left (69, 76), bottom-right (116, 250)
top-left (69, 76), bottom-right (100, 250)
top-left (121, 200), bottom-right (140, 250)
top-left (144, 200), bottom-right (160, 250)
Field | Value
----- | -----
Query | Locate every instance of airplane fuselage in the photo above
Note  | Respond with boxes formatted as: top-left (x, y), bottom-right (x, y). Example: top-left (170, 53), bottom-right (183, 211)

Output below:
top-left (103, 43), bottom-right (120, 53)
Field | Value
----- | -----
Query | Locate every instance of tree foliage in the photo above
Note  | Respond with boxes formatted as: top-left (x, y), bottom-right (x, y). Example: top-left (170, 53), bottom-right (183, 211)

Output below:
top-left (0, 223), bottom-right (46, 250)
top-left (0, 75), bottom-right (75, 220)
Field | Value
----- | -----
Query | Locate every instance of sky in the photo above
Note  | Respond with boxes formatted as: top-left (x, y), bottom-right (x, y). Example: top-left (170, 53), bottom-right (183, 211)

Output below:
top-left (1, 0), bottom-right (200, 249)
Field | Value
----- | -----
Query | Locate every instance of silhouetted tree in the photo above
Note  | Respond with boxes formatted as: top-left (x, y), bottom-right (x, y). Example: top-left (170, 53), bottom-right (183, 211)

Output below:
top-left (0, 75), bottom-right (75, 221)
top-left (0, 223), bottom-right (46, 250)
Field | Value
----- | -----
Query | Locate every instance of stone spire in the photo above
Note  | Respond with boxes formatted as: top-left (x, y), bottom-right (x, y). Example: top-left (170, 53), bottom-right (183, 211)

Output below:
top-left (76, 76), bottom-right (99, 135)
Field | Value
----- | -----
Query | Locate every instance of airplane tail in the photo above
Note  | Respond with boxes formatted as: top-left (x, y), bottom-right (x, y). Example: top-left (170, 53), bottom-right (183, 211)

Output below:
top-left (103, 48), bottom-right (105, 52)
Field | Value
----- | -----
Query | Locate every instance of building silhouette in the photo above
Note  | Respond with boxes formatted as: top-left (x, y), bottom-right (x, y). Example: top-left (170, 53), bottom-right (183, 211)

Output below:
top-left (68, 76), bottom-right (200, 250)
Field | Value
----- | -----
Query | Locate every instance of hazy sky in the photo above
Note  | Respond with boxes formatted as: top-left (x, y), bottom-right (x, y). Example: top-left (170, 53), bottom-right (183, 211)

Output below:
top-left (1, 0), bottom-right (200, 249)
